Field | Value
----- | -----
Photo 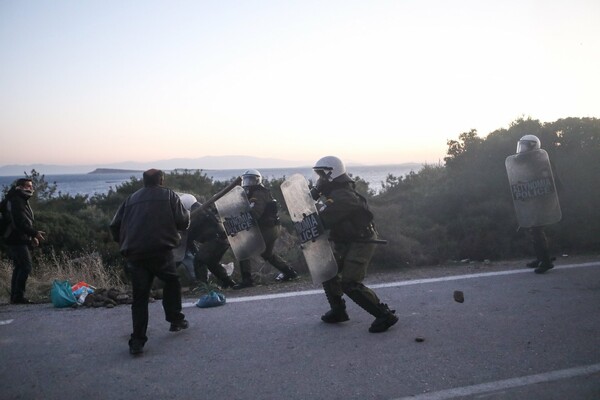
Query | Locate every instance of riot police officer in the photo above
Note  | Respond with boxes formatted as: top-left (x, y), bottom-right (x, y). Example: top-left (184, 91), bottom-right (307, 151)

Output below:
top-left (188, 202), bottom-right (237, 289)
top-left (512, 135), bottom-right (559, 274)
top-left (233, 169), bottom-right (299, 289)
top-left (311, 156), bottom-right (398, 333)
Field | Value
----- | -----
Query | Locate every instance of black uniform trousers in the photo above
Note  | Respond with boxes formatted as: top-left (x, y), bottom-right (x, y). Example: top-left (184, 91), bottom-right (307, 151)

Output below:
top-left (128, 252), bottom-right (185, 345)
top-left (239, 225), bottom-right (294, 282)
top-left (194, 238), bottom-right (230, 283)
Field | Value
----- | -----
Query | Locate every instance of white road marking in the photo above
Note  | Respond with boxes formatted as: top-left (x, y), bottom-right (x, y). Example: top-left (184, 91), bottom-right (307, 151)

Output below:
top-left (391, 363), bottom-right (600, 400)
top-left (181, 262), bottom-right (600, 397)
top-left (0, 319), bottom-right (14, 325)
top-left (183, 261), bottom-right (599, 308)
top-left (183, 289), bottom-right (323, 307)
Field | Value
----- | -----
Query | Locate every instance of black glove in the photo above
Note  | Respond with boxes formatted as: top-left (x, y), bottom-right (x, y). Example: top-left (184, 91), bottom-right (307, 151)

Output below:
top-left (310, 186), bottom-right (320, 201)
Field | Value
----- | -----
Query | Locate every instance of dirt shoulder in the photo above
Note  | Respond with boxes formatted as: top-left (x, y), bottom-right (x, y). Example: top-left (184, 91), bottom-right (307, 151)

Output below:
top-left (188, 253), bottom-right (600, 300)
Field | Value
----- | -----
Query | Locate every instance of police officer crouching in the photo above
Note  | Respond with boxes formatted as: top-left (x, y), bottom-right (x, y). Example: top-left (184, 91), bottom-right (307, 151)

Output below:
top-left (233, 169), bottom-right (299, 289)
top-left (311, 156), bottom-right (398, 333)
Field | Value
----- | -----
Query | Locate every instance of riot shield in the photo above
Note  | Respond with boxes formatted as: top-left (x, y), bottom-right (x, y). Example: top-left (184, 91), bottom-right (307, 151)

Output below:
top-left (214, 186), bottom-right (266, 261)
top-left (505, 149), bottom-right (561, 228)
top-left (281, 174), bottom-right (338, 284)
top-left (173, 193), bottom-right (197, 263)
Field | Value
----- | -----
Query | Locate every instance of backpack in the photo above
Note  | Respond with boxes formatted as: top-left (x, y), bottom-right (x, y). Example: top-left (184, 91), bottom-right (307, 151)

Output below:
top-left (0, 197), bottom-right (13, 239)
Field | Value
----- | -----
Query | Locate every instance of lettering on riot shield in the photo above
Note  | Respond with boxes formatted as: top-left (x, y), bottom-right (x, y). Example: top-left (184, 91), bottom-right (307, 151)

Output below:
top-left (281, 173), bottom-right (338, 284)
top-left (505, 149), bottom-right (562, 228)
top-left (511, 177), bottom-right (556, 201)
top-left (294, 212), bottom-right (325, 244)
top-left (222, 211), bottom-right (256, 237)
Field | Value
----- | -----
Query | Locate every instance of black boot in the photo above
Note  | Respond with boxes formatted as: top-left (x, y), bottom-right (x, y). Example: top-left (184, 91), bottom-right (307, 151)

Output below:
top-left (322, 284), bottom-right (349, 323)
top-left (368, 303), bottom-right (399, 333)
top-left (526, 259), bottom-right (540, 268)
top-left (275, 269), bottom-right (299, 282)
top-left (210, 265), bottom-right (237, 289)
top-left (232, 280), bottom-right (253, 290)
top-left (534, 261), bottom-right (554, 274)
top-left (234, 260), bottom-right (253, 289)
top-left (345, 289), bottom-right (398, 333)
top-left (268, 255), bottom-right (299, 282)
top-left (534, 256), bottom-right (556, 274)
top-left (220, 277), bottom-right (237, 289)
top-left (321, 308), bottom-right (349, 323)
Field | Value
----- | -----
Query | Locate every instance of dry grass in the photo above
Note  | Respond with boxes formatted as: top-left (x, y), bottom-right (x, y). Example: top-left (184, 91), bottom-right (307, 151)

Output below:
top-left (0, 251), bottom-right (127, 304)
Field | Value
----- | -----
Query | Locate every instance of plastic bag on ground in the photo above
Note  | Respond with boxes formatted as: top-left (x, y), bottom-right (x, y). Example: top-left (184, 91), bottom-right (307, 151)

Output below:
top-left (51, 280), bottom-right (77, 308)
top-left (196, 290), bottom-right (226, 308)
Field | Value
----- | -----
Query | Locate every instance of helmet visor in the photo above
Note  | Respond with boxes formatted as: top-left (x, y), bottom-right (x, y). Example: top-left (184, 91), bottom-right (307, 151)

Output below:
top-left (242, 175), bottom-right (260, 187)
top-left (314, 168), bottom-right (333, 182)
top-left (517, 140), bottom-right (537, 154)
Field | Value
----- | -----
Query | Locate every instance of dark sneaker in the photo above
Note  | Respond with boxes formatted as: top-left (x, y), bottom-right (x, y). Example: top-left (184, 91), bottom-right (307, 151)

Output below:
top-left (369, 307), bottom-right (399, 333)
top-left (232, 281), bottom-right (254, 290)
top-left (128, 340), bottom-right (144, 355)
top-left (11, 298), bottom-right (34, 304)
top-left (169, 319), bottom-right (189, 332)
top-left (534, 262), bottom-right (554, 274)
top-left (220, 278), bottom-right (237, 289)
top-left (275, 271), bottom-right (299, 282)
top-left (321, 309), bottom-right (349, 323)
top-left (527, 257), bottom-right (556, 269)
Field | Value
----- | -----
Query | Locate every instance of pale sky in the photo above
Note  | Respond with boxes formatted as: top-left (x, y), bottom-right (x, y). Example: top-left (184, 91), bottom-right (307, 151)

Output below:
top-left (1, 0), bottom-right (599, 167)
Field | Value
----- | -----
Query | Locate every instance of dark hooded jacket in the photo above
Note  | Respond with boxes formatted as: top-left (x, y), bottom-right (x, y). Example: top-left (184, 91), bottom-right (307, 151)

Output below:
top-left (4, 188), bottom-right (39, 245)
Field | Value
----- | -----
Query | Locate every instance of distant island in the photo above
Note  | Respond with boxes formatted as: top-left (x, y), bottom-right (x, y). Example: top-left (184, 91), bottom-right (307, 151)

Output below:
top-left (0, 156), bottom-right (426, 177)
top-left (88, 168), bottom-right (143, 174)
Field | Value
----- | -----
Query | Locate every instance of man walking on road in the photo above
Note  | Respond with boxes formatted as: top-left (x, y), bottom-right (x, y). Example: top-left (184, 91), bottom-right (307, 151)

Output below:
top-left (110, 169), bottom-right (190, 355)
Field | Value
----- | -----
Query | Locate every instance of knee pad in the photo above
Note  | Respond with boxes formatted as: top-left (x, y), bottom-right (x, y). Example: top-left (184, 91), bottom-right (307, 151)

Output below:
top-left (341, 281), bottom-right (363, 296)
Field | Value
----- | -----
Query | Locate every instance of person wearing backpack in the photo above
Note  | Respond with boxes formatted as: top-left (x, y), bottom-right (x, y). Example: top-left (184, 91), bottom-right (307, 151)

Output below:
top-left (3, 178), bottom-right (46, 304)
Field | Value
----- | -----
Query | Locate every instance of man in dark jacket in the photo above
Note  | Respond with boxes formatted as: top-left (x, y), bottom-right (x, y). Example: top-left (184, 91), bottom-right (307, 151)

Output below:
top-left (233, 169), bottom-right (298, 289)
top-left (3, 178), bottom-right (45, 304)
top-left (311, 156), bottom-right (398, 333)
top-left (110, 169), bottom-right (190, 355)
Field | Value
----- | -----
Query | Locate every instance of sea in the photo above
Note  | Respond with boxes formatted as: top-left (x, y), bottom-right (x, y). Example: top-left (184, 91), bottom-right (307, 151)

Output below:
top-left (0, 164), bottom-right (422, 197)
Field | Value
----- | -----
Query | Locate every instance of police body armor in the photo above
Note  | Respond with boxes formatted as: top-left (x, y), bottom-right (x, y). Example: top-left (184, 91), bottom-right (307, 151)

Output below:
top-left (505, 148), bottom-right (562, 228)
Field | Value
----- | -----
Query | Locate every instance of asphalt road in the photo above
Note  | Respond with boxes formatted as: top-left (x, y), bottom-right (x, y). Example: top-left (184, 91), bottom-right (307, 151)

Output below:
top-left (1, 261), bottom-right (599, 400)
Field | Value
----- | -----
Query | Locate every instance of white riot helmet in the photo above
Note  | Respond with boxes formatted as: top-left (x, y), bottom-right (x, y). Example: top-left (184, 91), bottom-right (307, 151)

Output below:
top-left (516, 135), bottom-right (541, 154)
top-left (177, 193), bottom-right (198, 211)
top-left (242, 169), bottom-right (262, 187)
top-left (313, 156), bottom-right (347, 182)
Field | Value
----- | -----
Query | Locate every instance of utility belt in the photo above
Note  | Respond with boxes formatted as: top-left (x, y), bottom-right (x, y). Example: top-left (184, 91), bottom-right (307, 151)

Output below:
top-left (331, 222), bottom-right (387, 244)
top-left (357, 222), bottom-right (376, 239)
